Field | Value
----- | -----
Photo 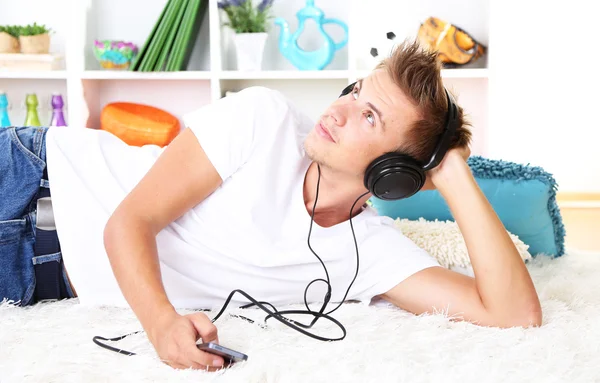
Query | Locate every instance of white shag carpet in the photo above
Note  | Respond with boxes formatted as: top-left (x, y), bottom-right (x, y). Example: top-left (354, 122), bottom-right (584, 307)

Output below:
top-left (2, 247), bottom-right (600, 383)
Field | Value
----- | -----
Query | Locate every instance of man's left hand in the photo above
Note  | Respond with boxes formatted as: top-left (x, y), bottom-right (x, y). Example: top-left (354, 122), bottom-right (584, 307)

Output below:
top-left (421, 145), bottom-right (471, 191)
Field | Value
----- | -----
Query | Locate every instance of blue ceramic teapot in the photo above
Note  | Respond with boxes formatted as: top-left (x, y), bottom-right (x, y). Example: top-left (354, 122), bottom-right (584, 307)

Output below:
top-left (275, 0), bottom-right (348, 70)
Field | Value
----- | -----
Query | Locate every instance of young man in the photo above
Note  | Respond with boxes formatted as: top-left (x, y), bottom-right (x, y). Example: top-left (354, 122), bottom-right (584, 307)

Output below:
top-left (0, 41), bottom-right (541, 370)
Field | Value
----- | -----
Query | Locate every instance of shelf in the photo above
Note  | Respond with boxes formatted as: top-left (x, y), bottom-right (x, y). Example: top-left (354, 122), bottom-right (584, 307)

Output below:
top-left (81, 71), bottom-right (212, 80)
top-left (1, 0), bottom-right (492, 164)
top-left (218, 70), bottom-right (351, 80)
top-left (0, 70), bottom-right (68, 79)
top-left (0, 68), bottom-right (489, 81)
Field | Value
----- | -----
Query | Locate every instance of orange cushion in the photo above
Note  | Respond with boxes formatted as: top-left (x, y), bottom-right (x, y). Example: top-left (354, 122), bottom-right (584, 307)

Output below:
top-left (100, 102), bottom-right (180, 147)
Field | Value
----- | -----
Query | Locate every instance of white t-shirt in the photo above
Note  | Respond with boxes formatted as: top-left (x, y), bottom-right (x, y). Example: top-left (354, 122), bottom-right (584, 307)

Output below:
top-left (45, 86), bottom-right (440, 309)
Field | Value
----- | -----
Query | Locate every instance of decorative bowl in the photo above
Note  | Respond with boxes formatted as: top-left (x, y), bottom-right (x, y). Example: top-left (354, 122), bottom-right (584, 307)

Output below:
top-left (93, 40), bottom-right (138, 70)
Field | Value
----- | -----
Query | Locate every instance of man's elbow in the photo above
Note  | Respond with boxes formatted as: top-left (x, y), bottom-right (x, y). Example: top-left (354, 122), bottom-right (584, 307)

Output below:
top-left (494, 304), bottom-right (543, 329)
top-left (103, 212), bottom-right (134, 253)
top-left (522, 305), bottom-right (543, 328)
top-left (103, 216), bottom-right (120, 255)
top-left (518, 297), bottom-right (543, 328)
top-left (529, 308), bottom-right (543, 327)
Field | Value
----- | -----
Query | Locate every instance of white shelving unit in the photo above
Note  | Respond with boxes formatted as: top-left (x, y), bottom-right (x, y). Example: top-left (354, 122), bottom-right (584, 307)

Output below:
top-left (0, 0), bottom-right (490, 155)
top-left (80, 71), bottom-right (213, 80)
top-left (0, 70), bottom-right (69, 79)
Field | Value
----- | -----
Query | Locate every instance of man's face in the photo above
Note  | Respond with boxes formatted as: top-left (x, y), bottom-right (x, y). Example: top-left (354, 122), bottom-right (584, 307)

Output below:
top-left (304, 69), bottom-right (420, 179)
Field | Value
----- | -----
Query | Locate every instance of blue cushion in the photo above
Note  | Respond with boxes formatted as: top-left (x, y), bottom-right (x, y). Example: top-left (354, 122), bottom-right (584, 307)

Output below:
top-left (369, 156), bottom-right (566, 257)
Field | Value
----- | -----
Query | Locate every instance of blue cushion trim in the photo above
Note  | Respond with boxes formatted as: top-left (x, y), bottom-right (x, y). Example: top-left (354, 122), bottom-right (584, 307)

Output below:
top-left (466, 156), bottom-right (566, 257)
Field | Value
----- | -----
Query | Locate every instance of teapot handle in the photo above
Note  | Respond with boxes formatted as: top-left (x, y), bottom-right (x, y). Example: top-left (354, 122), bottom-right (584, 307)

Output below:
top-left (322, 19), bottom-right (348, 51)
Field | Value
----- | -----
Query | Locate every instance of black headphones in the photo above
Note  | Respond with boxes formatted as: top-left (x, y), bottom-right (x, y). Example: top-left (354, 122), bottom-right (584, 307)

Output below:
top-left (339, 81), bottom-right (459, 201)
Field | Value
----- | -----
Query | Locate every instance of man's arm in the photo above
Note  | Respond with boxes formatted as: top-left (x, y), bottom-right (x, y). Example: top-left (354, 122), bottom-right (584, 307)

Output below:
top-left (104, 128), bottom-right (226, 369)
top-left (378, 150), bottom-right (542, 328)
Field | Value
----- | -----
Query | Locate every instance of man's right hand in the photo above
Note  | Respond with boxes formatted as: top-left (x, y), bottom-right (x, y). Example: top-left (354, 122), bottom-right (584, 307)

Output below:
top-left (102, 128), bottom-right (227, 370)
top-left (147, 311), bottom-right (225, 371)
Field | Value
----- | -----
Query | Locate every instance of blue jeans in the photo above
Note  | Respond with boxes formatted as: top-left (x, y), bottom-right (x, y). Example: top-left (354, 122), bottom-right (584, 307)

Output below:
top-left (0, 126), bottom-right (75, 305)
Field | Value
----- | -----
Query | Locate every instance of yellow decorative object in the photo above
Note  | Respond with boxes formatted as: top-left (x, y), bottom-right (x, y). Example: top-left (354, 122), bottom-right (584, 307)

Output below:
top-left (417, 17), bottom-right (486, 67)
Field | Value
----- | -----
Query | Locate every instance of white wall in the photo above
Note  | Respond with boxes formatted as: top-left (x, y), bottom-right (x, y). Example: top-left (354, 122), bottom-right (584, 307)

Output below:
top-left (488, 1), bottom-right (600, 192)
top-left (0, 0), bottom-right (68, 54)
top-left (350, 0), bottom-right (489, 71)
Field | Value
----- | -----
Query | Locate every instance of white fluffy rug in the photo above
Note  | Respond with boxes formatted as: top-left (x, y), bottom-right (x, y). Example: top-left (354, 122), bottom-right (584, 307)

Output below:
top-left (394, 218), bottom-right (532, 268)
top-left (1, 248), bottom-right (599, 383)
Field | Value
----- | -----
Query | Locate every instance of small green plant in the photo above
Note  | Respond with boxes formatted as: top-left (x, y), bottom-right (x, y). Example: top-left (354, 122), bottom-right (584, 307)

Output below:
top-left (0, 25), bottom-right (22, 38)
top-left (218, 0), bottom-right (275, 33)
top-left (18, 22), bottom-right (51, 37)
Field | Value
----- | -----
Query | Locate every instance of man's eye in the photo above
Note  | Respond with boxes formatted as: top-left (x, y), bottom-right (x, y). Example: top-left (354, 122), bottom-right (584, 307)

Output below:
top-left (366, 112), bottom-right (375, 125)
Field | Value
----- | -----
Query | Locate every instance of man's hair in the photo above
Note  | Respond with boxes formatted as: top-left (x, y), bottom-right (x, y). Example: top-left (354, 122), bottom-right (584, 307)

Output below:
top-left (376, 39), bottom-right (472, 163)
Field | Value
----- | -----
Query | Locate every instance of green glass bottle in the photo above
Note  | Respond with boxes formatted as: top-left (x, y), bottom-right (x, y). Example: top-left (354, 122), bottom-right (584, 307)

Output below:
top-left (24, 93), bottom-right (42, 127)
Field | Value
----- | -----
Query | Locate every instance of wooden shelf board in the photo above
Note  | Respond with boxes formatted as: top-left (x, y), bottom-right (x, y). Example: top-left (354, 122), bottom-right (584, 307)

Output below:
top-left (80, 70), bottom-right (212, 80)
top-left (218, 70), bottom-right (351, 80)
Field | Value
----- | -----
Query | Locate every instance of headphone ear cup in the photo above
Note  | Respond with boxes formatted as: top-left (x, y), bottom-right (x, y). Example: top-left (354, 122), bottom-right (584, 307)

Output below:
top-left (364, 153), bottom-right (426, 200)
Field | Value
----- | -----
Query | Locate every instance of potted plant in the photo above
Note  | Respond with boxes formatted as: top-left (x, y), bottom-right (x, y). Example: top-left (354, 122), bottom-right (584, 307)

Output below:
top-left (0, 25), bottom-right (20, 54)
top-left (218, 0), bottom-right (275, 71)
top-left (19, 23), bottom-right (52, 54)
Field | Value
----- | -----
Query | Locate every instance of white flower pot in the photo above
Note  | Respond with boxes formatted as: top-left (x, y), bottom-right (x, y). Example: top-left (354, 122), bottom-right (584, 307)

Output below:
top-left (233, 32), bottom-right (268, 71)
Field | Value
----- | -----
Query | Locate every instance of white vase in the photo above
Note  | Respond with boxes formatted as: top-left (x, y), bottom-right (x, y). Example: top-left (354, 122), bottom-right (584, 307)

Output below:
top-left (233, 32), bottom-right (268, 71)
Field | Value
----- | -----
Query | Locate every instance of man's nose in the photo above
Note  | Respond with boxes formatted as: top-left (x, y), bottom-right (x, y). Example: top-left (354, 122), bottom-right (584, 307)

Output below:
top-left (328, 104), bottom-right (348, 126)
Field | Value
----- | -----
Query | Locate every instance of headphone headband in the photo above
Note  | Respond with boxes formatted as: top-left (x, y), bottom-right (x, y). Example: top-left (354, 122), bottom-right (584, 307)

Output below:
top-left (421, 88), bottom-right (459, 170)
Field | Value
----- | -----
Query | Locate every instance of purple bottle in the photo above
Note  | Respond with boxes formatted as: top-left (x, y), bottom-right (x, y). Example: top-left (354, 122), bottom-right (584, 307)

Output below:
top-left (50, 93), bottom-right (67, 127)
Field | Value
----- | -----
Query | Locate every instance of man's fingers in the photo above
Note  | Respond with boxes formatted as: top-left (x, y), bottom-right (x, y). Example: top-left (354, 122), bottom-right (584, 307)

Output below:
top-left (163, 360), bottom-right (188, 370)
top-left (185, 341), bottom-right (225, 368)
top-left (189, 313), bottom-right (219, 343)
top-left (164, 358), bottom-right (222, 372)
top-left (163, 313), bottom-right (224, 370)
top-left (178, 328), bottom-right (225, 369)
top-left (421, 174), bottom-right (436, 191)
top-left (462, 145), bottom-right (471, 160)
top-left (181, 359), bottom-right (219, 371)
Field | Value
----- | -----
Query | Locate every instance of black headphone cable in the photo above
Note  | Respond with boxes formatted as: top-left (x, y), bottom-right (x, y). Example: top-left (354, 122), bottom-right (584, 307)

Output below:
top-left (93, 163), bottom-right (369, 355)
